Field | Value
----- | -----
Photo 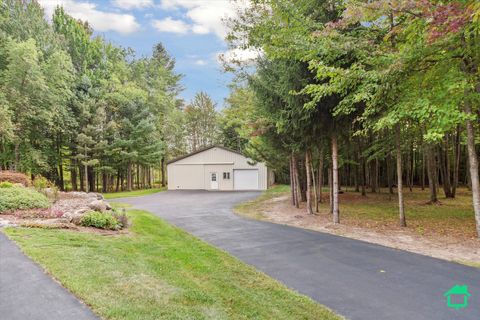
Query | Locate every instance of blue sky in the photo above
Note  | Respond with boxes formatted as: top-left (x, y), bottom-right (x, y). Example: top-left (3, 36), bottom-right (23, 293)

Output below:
top-left (38, 0), bottom-right (255, 108)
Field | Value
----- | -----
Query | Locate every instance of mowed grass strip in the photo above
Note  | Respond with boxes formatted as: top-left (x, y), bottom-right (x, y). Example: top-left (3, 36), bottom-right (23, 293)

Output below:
top-left (102, 187), bottom-right (166, 200)
top-left (4, 205), bottom-right (341, 320)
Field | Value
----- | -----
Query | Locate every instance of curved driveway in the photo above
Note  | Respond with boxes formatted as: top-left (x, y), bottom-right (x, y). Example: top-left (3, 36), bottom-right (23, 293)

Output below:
top-left (120, 190), bottom-right (480, 320)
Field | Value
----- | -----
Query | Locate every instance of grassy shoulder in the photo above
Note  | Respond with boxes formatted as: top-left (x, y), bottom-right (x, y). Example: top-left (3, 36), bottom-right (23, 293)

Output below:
top-left (102, 187), bottom-right (166, 199)
top-left (3, 204), bottom-right (340, 320)
top-left (235, 184), bottom-right (291, 220)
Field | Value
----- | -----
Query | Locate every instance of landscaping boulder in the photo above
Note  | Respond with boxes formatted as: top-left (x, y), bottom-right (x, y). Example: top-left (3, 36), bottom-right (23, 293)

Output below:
top-left (63, 208), bottom-right (90, 224)
top-left (88, 200), bottom-right (109, 212)
top-left (52, 191), bottom-right (112, 223)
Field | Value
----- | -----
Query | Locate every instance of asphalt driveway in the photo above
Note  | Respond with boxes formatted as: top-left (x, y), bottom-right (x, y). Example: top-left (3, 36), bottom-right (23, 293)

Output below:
top-left (121, 190), bottom-right (480, 320)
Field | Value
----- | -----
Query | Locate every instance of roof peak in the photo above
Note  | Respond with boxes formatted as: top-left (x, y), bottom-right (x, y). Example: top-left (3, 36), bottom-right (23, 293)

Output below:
top-left (167, 145), bottom-right (244, 165)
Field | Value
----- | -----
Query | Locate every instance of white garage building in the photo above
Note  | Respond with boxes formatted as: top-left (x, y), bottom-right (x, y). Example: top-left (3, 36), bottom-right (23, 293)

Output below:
top-left (167, 145), bottom-right (273, 191)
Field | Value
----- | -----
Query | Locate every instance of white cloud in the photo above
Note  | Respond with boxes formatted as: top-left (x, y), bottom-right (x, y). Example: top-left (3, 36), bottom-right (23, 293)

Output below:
top-left (194, 59), bottom-right (207, 66)
top-left (112, 0), bottom-right (153, 10)
top-left (218, 48), bottom-right (262, 65)
top-left (159, 0), bottom-right (249, 39)
top-left (152, 17), bottom-right (190, 34)
top-left (38, 0), bottom-right (140, 34)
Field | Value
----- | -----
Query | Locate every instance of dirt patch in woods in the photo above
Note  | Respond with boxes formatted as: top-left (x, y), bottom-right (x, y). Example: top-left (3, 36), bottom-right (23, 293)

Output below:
top-left (245, 193), bottom-right (480, 267)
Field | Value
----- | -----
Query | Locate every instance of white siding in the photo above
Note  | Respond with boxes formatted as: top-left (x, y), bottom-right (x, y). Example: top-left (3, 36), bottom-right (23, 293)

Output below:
top-left (168, 164), bottom-right (204, 189)
top-left (167, 147), bottom-right (268, 190)
top-left (204, 164), bottom-right (234, 190)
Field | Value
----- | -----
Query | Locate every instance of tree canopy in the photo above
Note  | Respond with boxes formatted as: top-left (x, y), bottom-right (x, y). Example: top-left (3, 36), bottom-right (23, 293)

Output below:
top-left (221, 0), bottom-right (480, 236)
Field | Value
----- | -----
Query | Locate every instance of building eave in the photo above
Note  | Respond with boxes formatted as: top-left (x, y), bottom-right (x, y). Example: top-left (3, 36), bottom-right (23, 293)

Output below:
top-left (166, 145), bottom-right (245, 165)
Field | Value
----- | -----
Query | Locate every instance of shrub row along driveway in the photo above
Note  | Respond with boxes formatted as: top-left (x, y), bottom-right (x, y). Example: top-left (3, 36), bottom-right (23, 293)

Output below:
top-left (0, 232), bottom-right (98, 320)
top-left (121, 190), bottom-right (480, 320)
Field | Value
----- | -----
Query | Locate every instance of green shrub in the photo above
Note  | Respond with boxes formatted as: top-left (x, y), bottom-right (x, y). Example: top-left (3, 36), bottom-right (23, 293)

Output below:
top-left (33, 175), bottom-right (50, 191)
top-left (0, 182), bottom-right (13, 188)
top-left (80, 211), bottom-right (119, 230)
top-left (0, 171), bottom-right (30, 186)
top-left (33, 175), bottom-right (59, 201)
top-left (0, 187), bottom-right (50, 213)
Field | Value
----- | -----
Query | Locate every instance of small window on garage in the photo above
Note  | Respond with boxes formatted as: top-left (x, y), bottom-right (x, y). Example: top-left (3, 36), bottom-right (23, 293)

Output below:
top-left (223, 172), bottom-right (230, 179)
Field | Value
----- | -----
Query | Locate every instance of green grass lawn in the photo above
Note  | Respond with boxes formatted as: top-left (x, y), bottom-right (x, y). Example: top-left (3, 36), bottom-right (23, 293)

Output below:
top-left (102, 187), bottom-right (166, 199)
top-left (4, 204), bottom-right (340, 320)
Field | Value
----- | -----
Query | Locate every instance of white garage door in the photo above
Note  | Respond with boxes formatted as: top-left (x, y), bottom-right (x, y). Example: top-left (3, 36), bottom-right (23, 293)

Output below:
top-left (234, 169), bottom-right (259, 190)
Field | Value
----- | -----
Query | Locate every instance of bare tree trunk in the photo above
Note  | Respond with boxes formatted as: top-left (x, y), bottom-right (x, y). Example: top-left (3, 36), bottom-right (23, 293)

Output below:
top-left (161, 157), bottom-right (166, 187)
top-left (305, 150), bottom-right (314, 214)
top-left (136, 164), bottom-right (140, 190)
top-left (370, 160), bottom-right (377, 193)
top-left (439, 137), bottom-right (453, 198)
top-left (57, 136), bottom-right (64, 191)
top-left (410, 147), bottom-right (415, 192)
top-left (293, 154), bottom-right (301, 208)
top-left (79, 165), bottom-right (84, 191)
top-left (421, 149), bottom-right (425, 190)
top-left (452, 126), bottom-right (461, 197)
top-left (426, 145), bottom-right (438, 203)
top-left (395, 124), bottom-right (406, 227)
top-left (355, 151), bottom-right (360, 193)
top-left (317, 146), bottom-right (324, 203)
top-left (465, 103), bottom-right (480, 237)
top-left (89, 167), bottom-right (95, 192)
top-left (127, 162), bottom-right (132, 191)
top-left (311, 152), bottom-right (319, 213)
top-left (116, 169), bottom-right (120, 192)
top-left (71, 159), bottom-right (78, 191)
top-left (289, 154), bottom-right (296, 206)
top-left (332, 134), bottom-right (340, 224)
top-left (361, 155), bottom-right (367, 196)
top-left (466, 155), bottom-right (471, 190)
top-left (84, 149), bottom-right (89, 193)
top-left (299, 159), bottom-right (307, 202)
top-left (328, 166), bottom-right (333, 214)
top-left (387, 154), bottom-right (393, 195)
top-left (102, 172), bottom-right (107, 193)
top-left (84, 164), bottom-right (89, 193)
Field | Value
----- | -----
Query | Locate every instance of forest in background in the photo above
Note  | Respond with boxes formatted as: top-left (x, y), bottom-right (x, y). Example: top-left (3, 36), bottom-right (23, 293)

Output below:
top-left (1, 0), bottom-right (479, 237)
top-left (217, 0), bottom-right (480, 237)
top-left (0, 0), bottom-right (223, 193)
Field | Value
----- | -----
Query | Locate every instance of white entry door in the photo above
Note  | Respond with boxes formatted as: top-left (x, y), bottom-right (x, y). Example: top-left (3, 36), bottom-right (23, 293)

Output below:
top-left (210, 172), bottom-right (218, 190)
top-left (234, 169), bottom-right (259, 190)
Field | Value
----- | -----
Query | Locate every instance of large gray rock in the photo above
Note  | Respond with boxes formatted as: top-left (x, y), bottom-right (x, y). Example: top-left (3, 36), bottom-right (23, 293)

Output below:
top-left (88, 200), bottom-right (109, 212)
top-left (63, 208), bottom-right (89, 224)
top-left (49, 191), bottom-right (113, 224)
